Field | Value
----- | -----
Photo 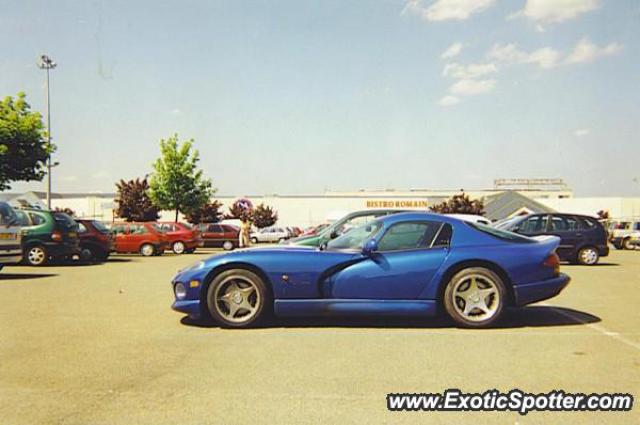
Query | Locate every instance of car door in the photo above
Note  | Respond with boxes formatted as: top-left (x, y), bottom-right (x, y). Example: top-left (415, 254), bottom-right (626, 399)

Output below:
top-left (329, 221), bottom-right (449, 299)
top-left (222, 225), bottom-right (238, 244)
top-left (112, 224), bottom-right (129, 252)
top-left (210, 224), bottom-right (224, 246)
top-left (546, 215), bottom-right (580, 259)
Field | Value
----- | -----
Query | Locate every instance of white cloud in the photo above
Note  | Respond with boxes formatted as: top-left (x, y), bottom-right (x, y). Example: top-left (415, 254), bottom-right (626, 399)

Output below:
top-left (526, 47), bottom-right (561, 69)
top-left (441, 42), bottom-right (463, 59)
top-left (438, 95), bottom-right (460, 106)
top-left (519, 0), bottom-right (600, 23)
top-left (449, 79), bottom-right (496, 96)
top-left (169, 108), bottom-right (182, 115)
top-left (404, 0), bottom-right (496, 22)
top-left (487, 43), bottom-right (560, 69)
top-left (443, 62), bottom-right (498, 79)
top-left (565, 38), bottom-right (622, 64)
top-left (574, 128), bottom-right (590, 137)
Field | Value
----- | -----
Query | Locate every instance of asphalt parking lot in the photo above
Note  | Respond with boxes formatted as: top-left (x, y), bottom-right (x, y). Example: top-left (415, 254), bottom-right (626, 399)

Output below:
top-left (1, 249), bottom-right (639, 424)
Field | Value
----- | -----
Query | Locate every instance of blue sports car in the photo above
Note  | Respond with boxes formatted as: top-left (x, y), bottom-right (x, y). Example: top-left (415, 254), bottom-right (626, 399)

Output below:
top-left (171, 212), bottom-right (570, 328)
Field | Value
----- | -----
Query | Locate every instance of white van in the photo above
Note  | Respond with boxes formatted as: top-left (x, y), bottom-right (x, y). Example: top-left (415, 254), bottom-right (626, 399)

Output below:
top-left (0, 201), bottom-right (23, 270)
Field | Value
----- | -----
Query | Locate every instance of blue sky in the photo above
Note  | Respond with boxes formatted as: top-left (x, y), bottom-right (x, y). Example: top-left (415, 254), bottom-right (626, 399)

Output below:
top-left (2, 0), bottom-right (639, 196)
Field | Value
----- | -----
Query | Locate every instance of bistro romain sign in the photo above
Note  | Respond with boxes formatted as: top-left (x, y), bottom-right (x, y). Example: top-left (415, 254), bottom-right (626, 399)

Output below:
top-left (365, 200), bottom-right (428, 208)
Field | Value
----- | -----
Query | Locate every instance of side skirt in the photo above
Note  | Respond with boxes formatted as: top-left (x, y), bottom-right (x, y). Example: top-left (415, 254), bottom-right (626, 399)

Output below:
top-left (274, 299), bottom-right (437, 318)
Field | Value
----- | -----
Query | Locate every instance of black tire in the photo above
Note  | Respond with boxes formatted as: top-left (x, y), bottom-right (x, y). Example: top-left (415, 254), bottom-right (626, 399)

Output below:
top-left (622, 238), bottom-right (634, 250)
top-left (206, 269), bottom-right (271, 328)
top-left (577, 246), bottom-right (599, 265)
top-left (222, 241), bottom-right (234, 251)
top-left (613, 243), bottom-right (623, 250)
top-left (443, 267), bottom-right (506, 328)
top-left (25, 245), bottom-right (49, 266)
top-left (185, 248), bottom-right (195, 254)
top-left (139, 243), bottom-right (155, 257)
top-left (250, 237), bottom-right (258, 244)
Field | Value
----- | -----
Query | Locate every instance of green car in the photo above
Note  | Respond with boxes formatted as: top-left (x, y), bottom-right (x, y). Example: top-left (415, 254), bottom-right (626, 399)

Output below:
top-left (289, 209), bottom-right (408, 247)
top-left (15, 208), bottom-right (81, 266)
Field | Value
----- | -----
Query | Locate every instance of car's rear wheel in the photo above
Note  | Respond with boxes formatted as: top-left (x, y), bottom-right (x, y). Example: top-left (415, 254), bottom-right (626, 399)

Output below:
top-left (172, 241), bottom-right (186, 254)
top-left (80, 246), bottom-right (95, 262)
top-left (26, 245), bottom-right (48, 266)
top-left (222, 241), bottom-right (234, 251)
top-left (250, 237), bottom-right (258, 244)
top-left (207, 269), bottom-right (270, 328)
top-left (622, 238), bottom-right (634, 250)
top-left (443, 267), bottom-right (506, 328)
top-left (139, 243), bottom-right (155, 257)
top-left (577, 246), bottom-right (599, 265)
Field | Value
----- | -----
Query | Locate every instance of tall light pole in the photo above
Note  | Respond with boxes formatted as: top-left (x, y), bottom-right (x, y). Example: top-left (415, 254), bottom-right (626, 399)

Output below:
top-left (38, 54), bottom-right (57, 209)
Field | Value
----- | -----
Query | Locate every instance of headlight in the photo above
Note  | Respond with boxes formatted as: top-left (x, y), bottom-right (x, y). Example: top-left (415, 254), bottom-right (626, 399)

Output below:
top-left (174, 282), bottom-right (187, 299)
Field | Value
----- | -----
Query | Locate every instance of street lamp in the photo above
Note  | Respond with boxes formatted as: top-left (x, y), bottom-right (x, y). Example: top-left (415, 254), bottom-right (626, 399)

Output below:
top-left (37, 54), bottom-right (57, 209)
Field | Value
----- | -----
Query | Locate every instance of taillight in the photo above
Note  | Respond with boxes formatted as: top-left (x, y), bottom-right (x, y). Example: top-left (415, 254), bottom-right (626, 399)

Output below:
top-left (51, 231), bottom-right (63, 242)
top-left (543, 252), bottom-right (560, 276)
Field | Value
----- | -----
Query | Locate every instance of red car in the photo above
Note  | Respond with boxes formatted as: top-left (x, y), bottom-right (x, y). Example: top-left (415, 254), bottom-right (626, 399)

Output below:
top-left (110, 222), bottom-right (169, 256)
top-left (76, 219), bottom-right (113, 262)
top-left (157, 222), bottom-right (202, 254)
top-left (197, 223), bottom-right (239, 250)
top-left (302, 223), bottom-right (329, 236)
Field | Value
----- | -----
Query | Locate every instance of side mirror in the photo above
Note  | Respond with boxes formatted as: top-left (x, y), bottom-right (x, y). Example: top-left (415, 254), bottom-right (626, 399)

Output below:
top-left (362, 239), bottom-right (378, 256)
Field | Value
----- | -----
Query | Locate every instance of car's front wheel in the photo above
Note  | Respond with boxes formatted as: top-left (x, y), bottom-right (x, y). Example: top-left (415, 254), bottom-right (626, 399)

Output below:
top-left (207, 269), bottom-right (270, 328)
top-left (577, 246), bottom-right (599, 265)
top-left (622, 238), bottom-right (634, 250)
top-left (222, 241), bottom-right (234, 251)
top-left (443, 267), bottom-right (506, 328)
top-left (250, 237), bottom-right (258, 244)
top-left (25, 245), bottom-right (49, 266)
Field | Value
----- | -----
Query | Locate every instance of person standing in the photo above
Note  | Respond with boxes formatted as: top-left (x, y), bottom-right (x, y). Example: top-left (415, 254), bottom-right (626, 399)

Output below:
top-left (240, 219), bottom-right (251, 248)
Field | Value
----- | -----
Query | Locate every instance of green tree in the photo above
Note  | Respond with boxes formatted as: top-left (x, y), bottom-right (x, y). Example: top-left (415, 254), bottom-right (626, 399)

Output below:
top-left (184, 200), bottom-right (223, 224)
top-left (429, 192), bottom-right (485, 215)
top-left (252, 203), bottom-right (278, 229)
top-left (115, 178), bottom-right (159, 222)
top-left (149, 134), bottom-right (213, 222)
top-left (226, 199), bottom-right (253, 222)
top-left (0, 93), bottom-right (51, 190)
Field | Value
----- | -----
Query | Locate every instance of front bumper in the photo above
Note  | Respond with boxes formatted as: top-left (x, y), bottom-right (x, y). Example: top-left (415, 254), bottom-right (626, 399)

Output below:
top-left (513, 273), bottom-right (571, 306)
top-left (172, 299), bottom-right (201, 317)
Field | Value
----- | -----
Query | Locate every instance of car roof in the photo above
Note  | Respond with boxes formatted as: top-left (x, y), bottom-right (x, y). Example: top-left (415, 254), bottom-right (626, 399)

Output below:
top-left (377, 211), bottom-right (465, 226)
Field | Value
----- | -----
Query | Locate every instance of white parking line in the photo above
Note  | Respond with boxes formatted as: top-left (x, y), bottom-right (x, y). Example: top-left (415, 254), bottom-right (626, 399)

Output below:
top-left (542, 303), bottom-right (640, 351)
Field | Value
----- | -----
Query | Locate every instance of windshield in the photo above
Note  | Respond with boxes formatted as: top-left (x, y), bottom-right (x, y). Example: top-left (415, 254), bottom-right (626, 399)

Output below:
top-left (91, 220), bottom-right (110, 234)
top-left (0, 202), bottom-right (17, 226)
top-left (468, 222), bottom-right (534, 243)
top-left (53, 212), bottom-right (78, 231)
top-left (326, 221), bottom-right (383, 250)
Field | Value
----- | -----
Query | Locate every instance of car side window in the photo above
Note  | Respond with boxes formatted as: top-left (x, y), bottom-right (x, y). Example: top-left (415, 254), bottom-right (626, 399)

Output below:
top-left (78, 223), bottom-right (88, 233)
top-left (211, 225), bottom-right (223, 233)
top-left (377, 221), bottom-right (440, 251)
top-left (432, 223), bottom-right (453, 247)
top-left (564, 216), bottom-right (579, 231)
top-left (550, 216), bottom-right (570, 232)
top-left (28, 213), bottom-right (45, 225)
top-left (15, 210), bottom-right (30, 226)
top-left (133, 225), bottom-right (148, 234)
top-left (112, 224), bottom-right (128, 235)
top-left (519, 216), bottom-right (547, 233)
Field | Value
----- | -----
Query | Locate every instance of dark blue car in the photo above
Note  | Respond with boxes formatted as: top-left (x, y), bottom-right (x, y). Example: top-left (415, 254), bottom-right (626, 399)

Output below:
top-left (171, 212), bottom-right (570, 328)
top-left (494, 213), bottom-right (609, 265)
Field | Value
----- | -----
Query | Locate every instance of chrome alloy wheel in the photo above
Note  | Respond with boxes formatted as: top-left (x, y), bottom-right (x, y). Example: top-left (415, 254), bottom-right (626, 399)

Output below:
top-left (140, 244), bottom-right (155, 257)
top-left (579, 247), bottom-right (598, 265)
top-left (28, 246), bottom-right (47, 266)
top-left (173, 241), bottom-right (185, 254)
top-left (222, 241), bottom-right (233, 251)
top-left (214, 276), bottom-right (261, 324)
top-left (452, 274), bottom-right (500, 322)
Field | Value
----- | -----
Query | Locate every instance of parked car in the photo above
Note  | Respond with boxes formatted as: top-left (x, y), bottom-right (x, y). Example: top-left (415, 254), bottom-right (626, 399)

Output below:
top-left (0, 202), bottom-right (23, 270)
top-left (302, 223), bottom-right (330, 236)
top-left (289, 209), bottom-right (408, 247)
top-left (157, 222), bottom-right (203, 254)
top-left (14, 208), bottom-right (81, 266)
top-left (171, 212), bottom-right (570, 328)
top-left (110, 222), bottom-right (169, 256)
top-left (197, 223), bottom-right (239, 250)
top-left (250, 226), bottom-right (290, 244)
top-left (608, 219), bottom-right (640, 250)
top-left (494, 213), bottom-right (609, 265)
top-left (76, 219), bottom-right (113, 262)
